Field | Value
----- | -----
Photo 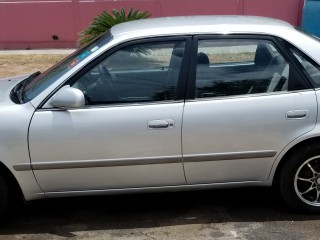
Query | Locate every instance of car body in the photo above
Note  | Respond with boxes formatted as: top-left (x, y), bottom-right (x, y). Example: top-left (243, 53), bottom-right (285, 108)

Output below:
top-left (2, 15), bottom-right (320, 214)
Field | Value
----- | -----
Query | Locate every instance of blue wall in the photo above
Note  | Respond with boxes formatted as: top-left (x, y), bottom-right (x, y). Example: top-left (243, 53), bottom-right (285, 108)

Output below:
top-left (302, 0), bottom-right (320, 37)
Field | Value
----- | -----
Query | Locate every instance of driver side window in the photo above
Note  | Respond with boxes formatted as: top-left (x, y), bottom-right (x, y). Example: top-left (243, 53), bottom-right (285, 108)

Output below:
top-left (72, 41), bottom-right (186, 105)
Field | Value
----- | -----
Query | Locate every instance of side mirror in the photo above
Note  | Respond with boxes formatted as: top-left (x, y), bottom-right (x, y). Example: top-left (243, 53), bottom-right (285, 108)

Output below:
top-left (50, 86), bottom-right (85, 109)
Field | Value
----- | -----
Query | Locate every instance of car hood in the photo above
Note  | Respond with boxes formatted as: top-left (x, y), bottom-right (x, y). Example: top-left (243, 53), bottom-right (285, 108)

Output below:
top-left (0, 75), bottom-right (29, 104)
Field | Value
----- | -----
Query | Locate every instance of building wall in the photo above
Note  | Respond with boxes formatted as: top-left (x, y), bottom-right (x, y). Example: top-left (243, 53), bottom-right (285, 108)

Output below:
top-left (0, 0), bottom-right (305, 49)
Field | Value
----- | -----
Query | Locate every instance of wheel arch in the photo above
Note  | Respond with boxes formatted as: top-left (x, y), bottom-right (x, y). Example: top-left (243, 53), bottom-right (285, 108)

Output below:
top-left (272, 136), bottom-right (320, 186)
top-left (0, 161), bottom-right (24, 202)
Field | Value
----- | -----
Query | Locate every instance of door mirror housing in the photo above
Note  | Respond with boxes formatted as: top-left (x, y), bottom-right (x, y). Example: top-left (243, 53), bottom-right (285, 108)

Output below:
top-left (50, 86), bottom-right (85, 109)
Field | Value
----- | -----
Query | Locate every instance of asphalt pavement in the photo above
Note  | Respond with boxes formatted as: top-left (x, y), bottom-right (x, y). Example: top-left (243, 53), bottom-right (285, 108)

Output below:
top-left (0, 188), bottom-right (319, 240)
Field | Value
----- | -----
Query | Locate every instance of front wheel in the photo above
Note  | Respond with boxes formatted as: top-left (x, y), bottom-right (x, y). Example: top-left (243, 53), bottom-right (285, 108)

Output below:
top-left (280, 143), bottom-right (320, 212)
top-left (0, 175), bottom-right (8, 219)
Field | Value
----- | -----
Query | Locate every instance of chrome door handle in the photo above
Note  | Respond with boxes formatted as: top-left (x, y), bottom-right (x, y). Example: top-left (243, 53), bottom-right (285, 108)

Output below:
top-left (286, 110), bottom-right (309, 119)
top-left (148, 119), bottom-right (174, 129)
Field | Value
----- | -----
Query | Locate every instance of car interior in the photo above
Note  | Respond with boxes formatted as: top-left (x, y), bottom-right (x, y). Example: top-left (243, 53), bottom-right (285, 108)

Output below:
top-left (72, 40), bottom-right (301, 105)
top-left (195, 41), bottom-right (290, 98)
top-left (72, 42), bottom-right (185, 105)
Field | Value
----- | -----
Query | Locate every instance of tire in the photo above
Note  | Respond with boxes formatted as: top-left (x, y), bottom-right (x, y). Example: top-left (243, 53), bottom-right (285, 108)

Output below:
top-left (280, 142), bottom-right (320, 212)
top-left (0, 175), bottom-right (8, 219)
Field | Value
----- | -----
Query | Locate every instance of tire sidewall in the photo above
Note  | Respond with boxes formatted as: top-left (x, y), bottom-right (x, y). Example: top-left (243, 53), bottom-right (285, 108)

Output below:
top-left (280, 143), bottom-right (320, 212)
top-left (0, 176), bottom-right (8, 219)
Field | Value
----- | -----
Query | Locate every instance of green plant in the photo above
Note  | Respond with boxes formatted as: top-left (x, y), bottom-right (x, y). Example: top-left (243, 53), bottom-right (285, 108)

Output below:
top-left (79, 7), bottom-right (151, 45)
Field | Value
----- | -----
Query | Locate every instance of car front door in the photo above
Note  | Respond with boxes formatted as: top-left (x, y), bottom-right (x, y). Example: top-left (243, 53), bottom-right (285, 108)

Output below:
top-left (29, 37), bottom-right (190, 192)
top-left (182, 36), bottom-right (318, 184)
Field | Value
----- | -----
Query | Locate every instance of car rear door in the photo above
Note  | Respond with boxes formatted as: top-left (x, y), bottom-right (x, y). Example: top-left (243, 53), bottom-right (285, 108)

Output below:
top-left (28, 37), bottom-right (191, 192)
top-left (182, 35), bottom-right (318, 184)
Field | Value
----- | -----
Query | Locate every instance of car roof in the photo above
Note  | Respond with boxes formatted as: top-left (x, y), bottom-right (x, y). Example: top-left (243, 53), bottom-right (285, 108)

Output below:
top-left (110, 15), bottom-right (294, 38)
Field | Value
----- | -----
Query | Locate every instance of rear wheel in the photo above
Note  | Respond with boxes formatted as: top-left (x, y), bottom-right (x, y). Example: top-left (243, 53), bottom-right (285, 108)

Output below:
top-left (0, 175), bottom-right (8, 219)
top-left (280, 143), bottom-right (320, 212)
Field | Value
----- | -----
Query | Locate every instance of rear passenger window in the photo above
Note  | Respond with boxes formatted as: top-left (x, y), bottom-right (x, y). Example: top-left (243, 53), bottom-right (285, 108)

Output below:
top-left (289, 47), bottom-right (320, 86)
top-left (195, 39), bottom-right (306, 99)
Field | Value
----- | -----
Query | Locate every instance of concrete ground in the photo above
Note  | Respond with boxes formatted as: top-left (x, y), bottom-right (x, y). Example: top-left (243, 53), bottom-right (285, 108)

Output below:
top-left (0, 49), bottom-right (76, 55)
top-left (0, 188), bottom-right (319, 240)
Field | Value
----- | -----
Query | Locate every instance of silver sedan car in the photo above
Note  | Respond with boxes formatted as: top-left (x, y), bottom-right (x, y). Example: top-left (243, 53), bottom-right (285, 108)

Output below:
top-left (1, 16), bottom-right (320, 217)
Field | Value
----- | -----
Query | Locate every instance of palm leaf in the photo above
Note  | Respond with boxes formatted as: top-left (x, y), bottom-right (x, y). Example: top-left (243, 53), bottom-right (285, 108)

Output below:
top-left (79, 7), bottom-right (151, 45)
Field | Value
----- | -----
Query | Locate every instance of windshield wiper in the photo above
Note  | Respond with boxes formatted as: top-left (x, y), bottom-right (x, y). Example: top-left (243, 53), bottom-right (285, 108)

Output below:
top-left (11, 71), bottom-right (41, 103)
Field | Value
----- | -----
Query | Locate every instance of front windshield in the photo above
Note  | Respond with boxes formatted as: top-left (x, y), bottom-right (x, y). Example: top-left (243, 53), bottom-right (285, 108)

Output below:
top-left (22, 31), bottom-right (113, 102)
